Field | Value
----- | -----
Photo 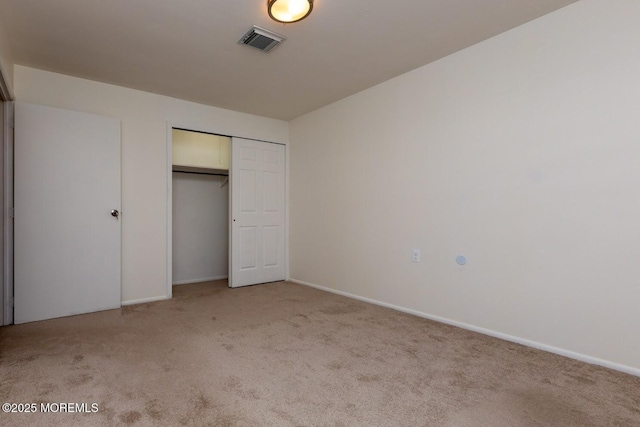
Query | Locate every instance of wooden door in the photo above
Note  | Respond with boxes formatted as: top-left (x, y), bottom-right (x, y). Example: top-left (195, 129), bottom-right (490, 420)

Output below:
top-left (14, 103), bottom-right (121, 323)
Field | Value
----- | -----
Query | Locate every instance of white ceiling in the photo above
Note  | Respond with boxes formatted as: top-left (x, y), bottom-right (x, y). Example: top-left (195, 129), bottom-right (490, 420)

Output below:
top-left (0, 0), bottom-right (578, 120)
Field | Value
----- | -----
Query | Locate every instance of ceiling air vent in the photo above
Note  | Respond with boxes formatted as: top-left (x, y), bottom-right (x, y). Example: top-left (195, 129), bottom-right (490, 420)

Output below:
top-left (238, 26), bottom-right (285, 53)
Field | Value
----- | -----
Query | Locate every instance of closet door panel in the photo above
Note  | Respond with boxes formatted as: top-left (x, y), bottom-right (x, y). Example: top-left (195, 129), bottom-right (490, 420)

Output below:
top-left (230, 138), bottom-right (285, 287)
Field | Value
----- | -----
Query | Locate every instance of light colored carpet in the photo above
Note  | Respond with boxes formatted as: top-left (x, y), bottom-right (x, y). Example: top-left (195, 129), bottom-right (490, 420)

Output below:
top-left (1, 280), bottom-right (639, 426)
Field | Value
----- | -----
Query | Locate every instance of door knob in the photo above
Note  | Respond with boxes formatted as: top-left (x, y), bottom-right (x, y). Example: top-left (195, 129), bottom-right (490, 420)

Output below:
top-left (111, 209), bottom-right (119, 218)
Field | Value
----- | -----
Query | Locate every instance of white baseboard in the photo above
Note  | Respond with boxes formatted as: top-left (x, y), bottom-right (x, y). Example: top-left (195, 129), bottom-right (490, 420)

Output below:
top-left (121, 295), bottom-right (170, 306)
top-left (172, 276), bottom-right (228, 286)
top-left (289, 278), bottom-right (640, 378)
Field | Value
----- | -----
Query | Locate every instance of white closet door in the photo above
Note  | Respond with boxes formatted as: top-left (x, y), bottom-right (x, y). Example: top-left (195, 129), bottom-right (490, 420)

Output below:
top-left (230, 138), bottom-right (285, 287)
top-left (14, 103), bottom-right (121, 324)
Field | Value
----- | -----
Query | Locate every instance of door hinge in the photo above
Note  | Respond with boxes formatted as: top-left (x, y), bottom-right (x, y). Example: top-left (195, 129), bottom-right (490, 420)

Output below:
top-left (8, 207), bottom-right (14, 219)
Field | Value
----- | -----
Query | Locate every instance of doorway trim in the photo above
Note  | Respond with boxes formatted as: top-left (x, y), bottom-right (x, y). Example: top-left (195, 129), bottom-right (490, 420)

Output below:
top-left (2, 101), bottom-right (13, 325)
top-left (1, 59), bottom-right (14, 325)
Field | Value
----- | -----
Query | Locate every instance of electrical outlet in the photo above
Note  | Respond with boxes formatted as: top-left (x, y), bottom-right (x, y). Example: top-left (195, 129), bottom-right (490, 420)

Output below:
top-left (412, 249), bottom-right (421, 262)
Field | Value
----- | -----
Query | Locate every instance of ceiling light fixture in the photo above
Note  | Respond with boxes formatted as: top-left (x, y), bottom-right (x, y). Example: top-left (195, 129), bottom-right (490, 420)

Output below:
top-left (267, 0), bottom-right (313, 23)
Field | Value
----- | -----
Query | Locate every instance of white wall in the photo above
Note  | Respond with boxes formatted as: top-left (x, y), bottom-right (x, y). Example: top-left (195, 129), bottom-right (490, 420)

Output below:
top-left (14, 65), bottom-right (288, 304)
top-left (172, 173), bottom-right (228, 284)
top-left (173, 130), bottom-right (230, 170)
top-left (290, 0), bottom-right (640, 373)
top-left (0, 10), bottom-right (14, 97)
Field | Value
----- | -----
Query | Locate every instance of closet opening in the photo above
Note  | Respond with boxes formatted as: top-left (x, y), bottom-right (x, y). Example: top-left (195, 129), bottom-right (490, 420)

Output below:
top-left (171, 128), bottom-right (231, 291)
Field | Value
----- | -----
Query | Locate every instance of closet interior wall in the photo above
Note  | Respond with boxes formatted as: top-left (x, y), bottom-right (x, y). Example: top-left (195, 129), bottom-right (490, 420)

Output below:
top-left (171, 129), bottom-right (230, 285)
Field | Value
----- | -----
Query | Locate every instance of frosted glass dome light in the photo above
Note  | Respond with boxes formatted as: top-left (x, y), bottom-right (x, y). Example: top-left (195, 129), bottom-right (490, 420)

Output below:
top-left (268, 0), bottom-right (313, 23)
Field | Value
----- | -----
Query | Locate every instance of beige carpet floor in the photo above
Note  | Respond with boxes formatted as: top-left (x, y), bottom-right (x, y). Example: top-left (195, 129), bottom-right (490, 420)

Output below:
top-left (0, 280), bottom-right (639, 426)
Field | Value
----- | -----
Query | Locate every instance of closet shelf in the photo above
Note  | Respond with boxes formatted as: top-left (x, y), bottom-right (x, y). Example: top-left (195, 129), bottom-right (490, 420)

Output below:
top-left (172, 165), bottom-right (229, 176)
